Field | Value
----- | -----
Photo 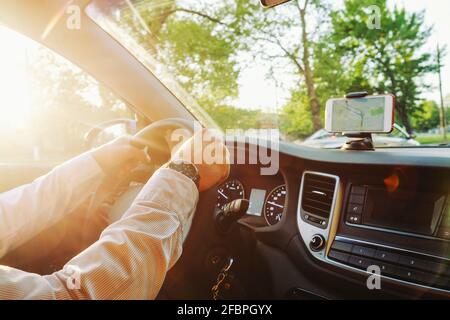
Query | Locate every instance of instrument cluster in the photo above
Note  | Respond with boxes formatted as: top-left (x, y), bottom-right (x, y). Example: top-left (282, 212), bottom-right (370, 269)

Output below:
top-left (216, 178), bottom-right (286, 226)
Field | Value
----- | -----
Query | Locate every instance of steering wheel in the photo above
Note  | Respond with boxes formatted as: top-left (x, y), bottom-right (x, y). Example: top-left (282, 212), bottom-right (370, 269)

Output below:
top-left (131, 117), bottom-right (196, 165)
top-left (104, 118), bottom-right (197, 224)
top-left (79, 118), bottom-right (197, 248)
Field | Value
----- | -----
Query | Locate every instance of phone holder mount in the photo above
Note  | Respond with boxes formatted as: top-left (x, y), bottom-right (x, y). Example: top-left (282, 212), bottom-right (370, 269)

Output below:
top-left (341, 91), bottom-right (375, 151)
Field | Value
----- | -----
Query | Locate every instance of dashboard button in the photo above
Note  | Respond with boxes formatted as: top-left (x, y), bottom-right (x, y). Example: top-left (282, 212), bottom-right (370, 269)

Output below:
top-left (352, 245), bottom-right (375, 258)
top-left (348, 256), bottom-right (372, 269)
top-left (347, 203), bottom-right (363, 215)
top-left (346, 213), bottom-right (362, 224)
top-left (398, 255), bottom-right (429, 270)
top-left (374, 250), bottom-right (399, 263)
top-left (306, 214), bottom-right (326, 226)
top-left (395, 266), bottom-right (427, 283)
top-left (376, 262), bottom-right (397, 277)
top-left (331, 241), bottom-right (353, 253)
top-left (328, 250), bottom-right (350, 263)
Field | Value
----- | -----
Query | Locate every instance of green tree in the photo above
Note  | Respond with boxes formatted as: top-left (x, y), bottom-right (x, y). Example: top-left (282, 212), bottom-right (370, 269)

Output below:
top-left (279, 90), bottom-right (314, 140)
top-left (119, 0), bottom-right (261, 130)
top-left (411, 100), bottom-right (440, 132)
top-left (329, 0), bottom-right (437, 133)
top-left (241, 0), bottom-right (331, 131)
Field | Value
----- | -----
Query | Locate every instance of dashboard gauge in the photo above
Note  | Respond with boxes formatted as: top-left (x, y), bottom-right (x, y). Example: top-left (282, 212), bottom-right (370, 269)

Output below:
top-left (216, 179), bottom-right (245, 209)
top-left (264, 185), bottom-right (286, 225)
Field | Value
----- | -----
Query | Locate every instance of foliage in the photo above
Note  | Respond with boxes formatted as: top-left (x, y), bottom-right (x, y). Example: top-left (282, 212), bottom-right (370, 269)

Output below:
top-left (328, 0), bottom-right (437, 133)
top-left (411, 100), bottom-right (440, 132)
top-left (112, 0), bottom-right (443, 138)
top-left (279, 90), bottom-right (314, 139)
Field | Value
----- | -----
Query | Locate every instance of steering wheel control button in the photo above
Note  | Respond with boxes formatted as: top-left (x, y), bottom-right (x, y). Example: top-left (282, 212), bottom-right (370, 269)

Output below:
top-left (309, 234), bottom-right (325, 252)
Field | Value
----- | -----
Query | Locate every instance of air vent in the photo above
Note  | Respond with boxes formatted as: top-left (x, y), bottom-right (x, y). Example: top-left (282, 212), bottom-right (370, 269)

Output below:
top-left (301, 173), bottom-right (337, 220)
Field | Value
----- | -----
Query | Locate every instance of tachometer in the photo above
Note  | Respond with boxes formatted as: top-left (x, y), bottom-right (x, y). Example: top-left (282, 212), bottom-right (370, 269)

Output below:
top-left (216, 179), bottom-right (245, 209)
top-left (264, 185), bottom-right (286, 225)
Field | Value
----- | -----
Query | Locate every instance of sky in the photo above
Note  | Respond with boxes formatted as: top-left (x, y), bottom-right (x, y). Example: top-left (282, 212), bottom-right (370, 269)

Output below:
top-left (398, 0), bottom-right (450, 102)
top-left (236, 0), bottom-right (450, 111)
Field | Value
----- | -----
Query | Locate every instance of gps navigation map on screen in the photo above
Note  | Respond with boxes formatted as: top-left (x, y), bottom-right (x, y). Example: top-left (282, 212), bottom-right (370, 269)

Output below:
top-left (331, 97), bottom-right (385, 131)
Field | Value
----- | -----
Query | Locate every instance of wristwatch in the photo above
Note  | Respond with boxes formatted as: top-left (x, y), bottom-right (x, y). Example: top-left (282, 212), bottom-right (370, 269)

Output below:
top-left (165, 159), bottom-right (200, 189)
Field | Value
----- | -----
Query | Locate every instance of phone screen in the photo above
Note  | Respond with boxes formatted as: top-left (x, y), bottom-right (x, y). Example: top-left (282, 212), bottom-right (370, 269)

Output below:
top-left (329, 96), bottom-right (389, 132)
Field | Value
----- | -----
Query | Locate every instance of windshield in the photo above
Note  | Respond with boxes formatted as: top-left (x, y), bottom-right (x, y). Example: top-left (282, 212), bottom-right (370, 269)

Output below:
top-left (86, 0), bottom-right (450, 148)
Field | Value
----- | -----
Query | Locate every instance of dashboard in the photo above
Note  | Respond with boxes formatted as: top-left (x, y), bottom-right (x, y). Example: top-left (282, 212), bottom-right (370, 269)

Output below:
top-left (162, 141), bottom-right (450, 300)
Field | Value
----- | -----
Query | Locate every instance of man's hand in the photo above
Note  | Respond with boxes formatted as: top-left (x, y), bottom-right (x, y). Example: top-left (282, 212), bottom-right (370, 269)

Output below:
top-left (92, 136), bottom-right (149, 175)
top-left (171, 129), bottom-right (230, 192)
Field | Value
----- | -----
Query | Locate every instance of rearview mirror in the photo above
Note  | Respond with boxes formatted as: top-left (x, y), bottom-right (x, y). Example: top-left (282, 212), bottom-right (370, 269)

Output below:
top-left (260, 0), bottom-right (292, 8)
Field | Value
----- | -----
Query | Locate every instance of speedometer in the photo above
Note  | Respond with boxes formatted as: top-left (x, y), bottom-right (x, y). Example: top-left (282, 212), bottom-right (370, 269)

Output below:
top-left (216, 179), bottom-right (245, 209)
top-left (264, 185), bottom-right (286, 225)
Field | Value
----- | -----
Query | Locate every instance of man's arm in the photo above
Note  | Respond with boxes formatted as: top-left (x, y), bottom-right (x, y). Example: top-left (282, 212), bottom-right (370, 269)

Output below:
top-left (0, 129), bottom-right (229, 299)
top-left (0, 153), bottom-right (105, 258)
top-left (0, 136), bottom-right (148, 258)
top-left (0, 168), bottom-right (198, 299)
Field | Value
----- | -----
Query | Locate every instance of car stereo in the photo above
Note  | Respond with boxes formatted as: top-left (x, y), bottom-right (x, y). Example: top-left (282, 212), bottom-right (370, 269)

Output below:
top-left (345, 185), bottom-right (449, 240)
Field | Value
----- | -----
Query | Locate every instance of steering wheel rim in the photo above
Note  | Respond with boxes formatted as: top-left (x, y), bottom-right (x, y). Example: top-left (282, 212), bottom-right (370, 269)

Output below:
top-left (132, 118), bottom-right (197, 165)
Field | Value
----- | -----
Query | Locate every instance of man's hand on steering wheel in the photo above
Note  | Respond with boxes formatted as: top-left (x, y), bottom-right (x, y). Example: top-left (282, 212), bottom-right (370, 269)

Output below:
top-left (171, 128), bottom-right (230, 192)
top-left (91, 136), bottom-right (150, 176)
top-left (91, 126), bottom-right (230, 193)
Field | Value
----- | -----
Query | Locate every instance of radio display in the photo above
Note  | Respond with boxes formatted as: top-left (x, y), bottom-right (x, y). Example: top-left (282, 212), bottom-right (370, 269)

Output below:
top-left (361, 188), bottom-right (446, 236)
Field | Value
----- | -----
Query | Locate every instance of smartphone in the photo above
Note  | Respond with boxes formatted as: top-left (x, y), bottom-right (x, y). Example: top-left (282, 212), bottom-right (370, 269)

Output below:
top-left (325, 94), bottom-right (395, 133)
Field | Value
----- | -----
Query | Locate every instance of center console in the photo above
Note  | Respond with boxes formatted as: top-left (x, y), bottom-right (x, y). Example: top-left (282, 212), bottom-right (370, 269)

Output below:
top-left (297, 170), bottom-right (450, 294)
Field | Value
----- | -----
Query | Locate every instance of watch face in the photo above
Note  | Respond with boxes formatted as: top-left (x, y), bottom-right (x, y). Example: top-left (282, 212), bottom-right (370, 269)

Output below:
top-left (169, 160), bottom-right (199, 186)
